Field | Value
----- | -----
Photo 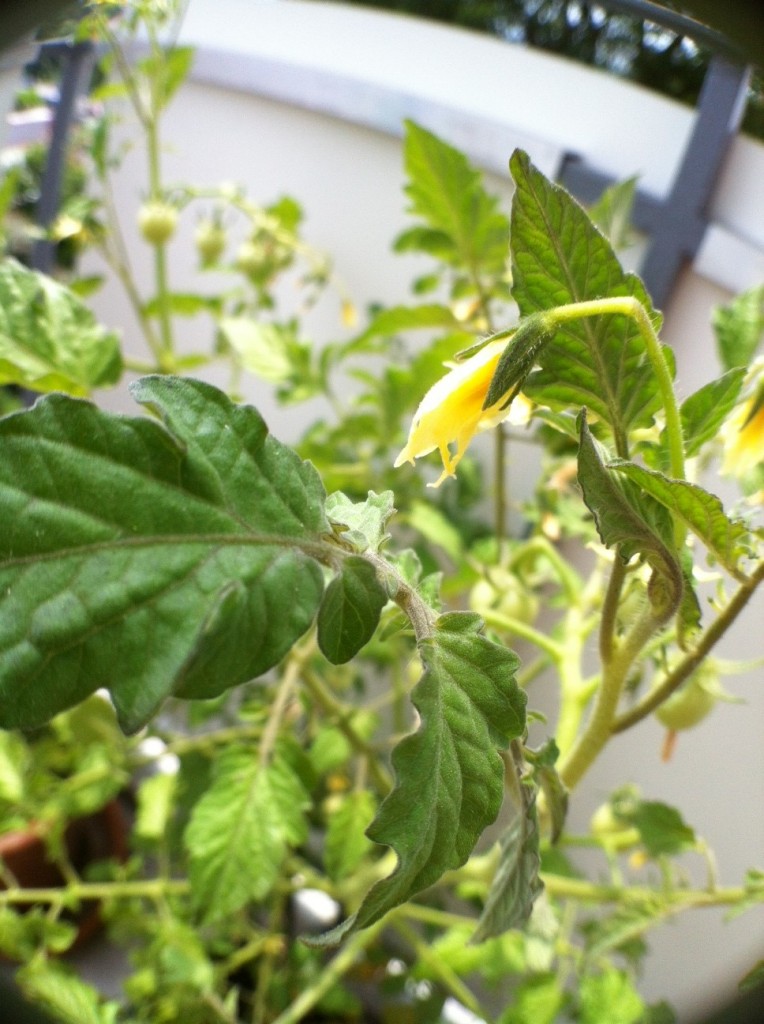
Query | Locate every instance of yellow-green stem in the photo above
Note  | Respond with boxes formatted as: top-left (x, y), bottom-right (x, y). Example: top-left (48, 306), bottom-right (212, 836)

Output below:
top-left (549, 296), bottom-right (685, 485)
top-left (269, 919), bottom-right (385, 1024)
top-left (558, 601), bottom-right (665, 789)
top-left (393, 917), bottom-right (493, 1022)
top-left (613, 558), bottom-right (764, 732)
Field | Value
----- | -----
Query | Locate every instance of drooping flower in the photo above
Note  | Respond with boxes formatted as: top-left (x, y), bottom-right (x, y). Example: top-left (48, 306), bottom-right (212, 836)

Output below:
top-left (394, 337), bottom-right (529, 487)
top-left (721, 386), bottom-right (764, 478)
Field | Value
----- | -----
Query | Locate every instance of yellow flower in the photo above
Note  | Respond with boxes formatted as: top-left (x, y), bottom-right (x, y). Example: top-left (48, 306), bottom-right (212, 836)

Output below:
top-left (721, 389), bottom-right (764, 478)
top-left (394, 338), bottom-right (529, 487)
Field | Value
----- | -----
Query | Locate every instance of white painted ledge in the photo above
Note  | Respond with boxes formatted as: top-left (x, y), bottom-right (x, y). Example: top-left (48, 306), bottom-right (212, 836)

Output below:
top-left (178, 1), bottom-right (764, 295)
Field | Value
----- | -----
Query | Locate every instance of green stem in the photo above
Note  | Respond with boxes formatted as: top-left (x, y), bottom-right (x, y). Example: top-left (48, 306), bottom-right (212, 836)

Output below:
top-left (145, 113), bottom-right (175, 371)
top-left (548, 296), bottom-right (685, 483)
top-left (269, 919), bottom-right (385, 1024)
top-left (558, 600), bottom-right (665, 789)
top-left (399, 903), bottom-right (480, 930)
top-left (512, 536), bottom-right (583, 604)
top-left (599, 556), bottom-right (626, 666)
top-left (301, 665), bottom-right (392, 796)
top-left (613, 558), bottom-right (764, 732)
top-left (0, 879), bottom-right (189, 905)
top-left (541, 872), bottom-right (753, 910)
top-left (480, 608), bottom-right (563, 658)
top-left (393, 917), bottom-right (494, 1022)
top-left (494, 423), bottom-right (507, 543)
top-left (553, 559), bottom-right (605, 758)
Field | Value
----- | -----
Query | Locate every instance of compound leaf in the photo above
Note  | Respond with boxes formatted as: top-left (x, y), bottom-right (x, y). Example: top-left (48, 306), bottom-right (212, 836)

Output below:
top-left (401, 121), bottom-right (509, 277)
top-left (185, 743), bottom-right (310, 923)
top-left (0, 376), bottom-right (327, 732)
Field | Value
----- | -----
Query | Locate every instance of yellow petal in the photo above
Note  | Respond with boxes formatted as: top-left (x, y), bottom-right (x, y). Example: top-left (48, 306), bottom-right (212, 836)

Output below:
top-left (721, 394), bottom-right (764, 477)
top-left (395, 337), bottom-right (518, 486)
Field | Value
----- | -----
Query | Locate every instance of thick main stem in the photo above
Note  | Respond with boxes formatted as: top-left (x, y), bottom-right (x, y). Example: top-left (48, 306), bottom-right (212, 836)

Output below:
top-left (558, 599), bottom-right (665, 790)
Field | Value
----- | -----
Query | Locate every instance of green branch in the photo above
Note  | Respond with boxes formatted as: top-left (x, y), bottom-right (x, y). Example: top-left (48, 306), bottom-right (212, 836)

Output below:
top-left (613, 558), bottom-right (764, 732)
top-left (558, 600), bottom-right (667, 789)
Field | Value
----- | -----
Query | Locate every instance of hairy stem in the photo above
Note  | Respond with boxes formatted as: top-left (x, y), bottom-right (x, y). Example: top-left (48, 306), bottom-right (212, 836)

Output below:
top-left (613, 558), bottom-right (764, 732)
top-left (549, 296), bottom-right (685, 484)
top-left (558, 598), bottom-right (666, 789)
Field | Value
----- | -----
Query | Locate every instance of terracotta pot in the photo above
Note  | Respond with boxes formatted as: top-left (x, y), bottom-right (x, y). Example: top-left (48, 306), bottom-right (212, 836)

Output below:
top-left (0, 800), bottom-right (128, 952)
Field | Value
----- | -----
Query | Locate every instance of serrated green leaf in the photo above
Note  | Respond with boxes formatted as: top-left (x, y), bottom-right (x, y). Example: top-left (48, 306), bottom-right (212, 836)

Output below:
top-left (317, 556), bottom-right (388, 664)
top-left (18, 960), bottom-right (117, 1024)
top-left (0, 907), bottom-right (77, 961)
top-left (577, 411), bottom-right (682, 618)
top-left (500, 973), bottom-right (565, 1024)
top-left (401, 121), bottom-right (509, 276)
top-left (588, 176), bottom-right (638, 250)
top-left (218, 317), bottom-right (294, 382)
top-left (713, 285), bottom-right (764, 371)
top-left (325, 490), bottom-right (396, 553)
top-left (348, 303), bottom-right (461, 352)
top-left (508, 151), bottom-right (665, 438)
top-left (185, 743), bottom-right (309, 923)
top-left (578, 968), bottom-right (644, 1024)
top-left (678, 367), bottom-right (746, 460)
top-left (0, 258), bottom-right (122, 395)
top-left (473, 784), bottom-right (543, 942)
top-left (583, 899), bottom-right (666, 961)
top-left (632, 801), bottom-right (696, 857)
top-left (608, 461), bottom-right (751, 578)
top-left (0, 376), bottom-right (327, 732)
top-left (140, 45), bottom-right (194, 112)
top-left (324, 790), bottom-right (377, 881)
top-left (313, 612), bottom-right (525, 944)
top-left (393, 224), bottom-right (456, 260)
top-left (612, 790), bottom-right (696, 857)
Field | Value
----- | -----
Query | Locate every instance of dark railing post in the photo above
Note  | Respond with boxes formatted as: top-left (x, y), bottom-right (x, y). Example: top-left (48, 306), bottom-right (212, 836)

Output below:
top-left (30, 40), bottom-right (95, 275)
top-left (638, 54), bottom-right (751, 307)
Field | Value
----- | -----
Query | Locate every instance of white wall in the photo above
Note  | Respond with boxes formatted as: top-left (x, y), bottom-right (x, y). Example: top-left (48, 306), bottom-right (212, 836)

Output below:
top-left (70, 2), bottom-right (764, 1019)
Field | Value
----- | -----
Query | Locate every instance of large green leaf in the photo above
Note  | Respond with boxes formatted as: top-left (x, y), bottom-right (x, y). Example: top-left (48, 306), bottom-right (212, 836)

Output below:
top-left (185, 743), bottom-right (310, 923)
top-left (314, 612), bottom-right (525, 943)
top-left (0, 257), bottom-right (122, 395)
top-left (0, 376), bottom-right (327, 732)
top-left (508, 152), bottom-right (666, 442)
top-left (400, 121), bottom-right (509, 276)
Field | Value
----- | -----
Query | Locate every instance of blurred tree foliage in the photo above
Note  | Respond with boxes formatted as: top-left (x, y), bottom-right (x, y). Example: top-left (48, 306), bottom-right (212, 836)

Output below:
top-left (338, 0), bottom-right (764, 139)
